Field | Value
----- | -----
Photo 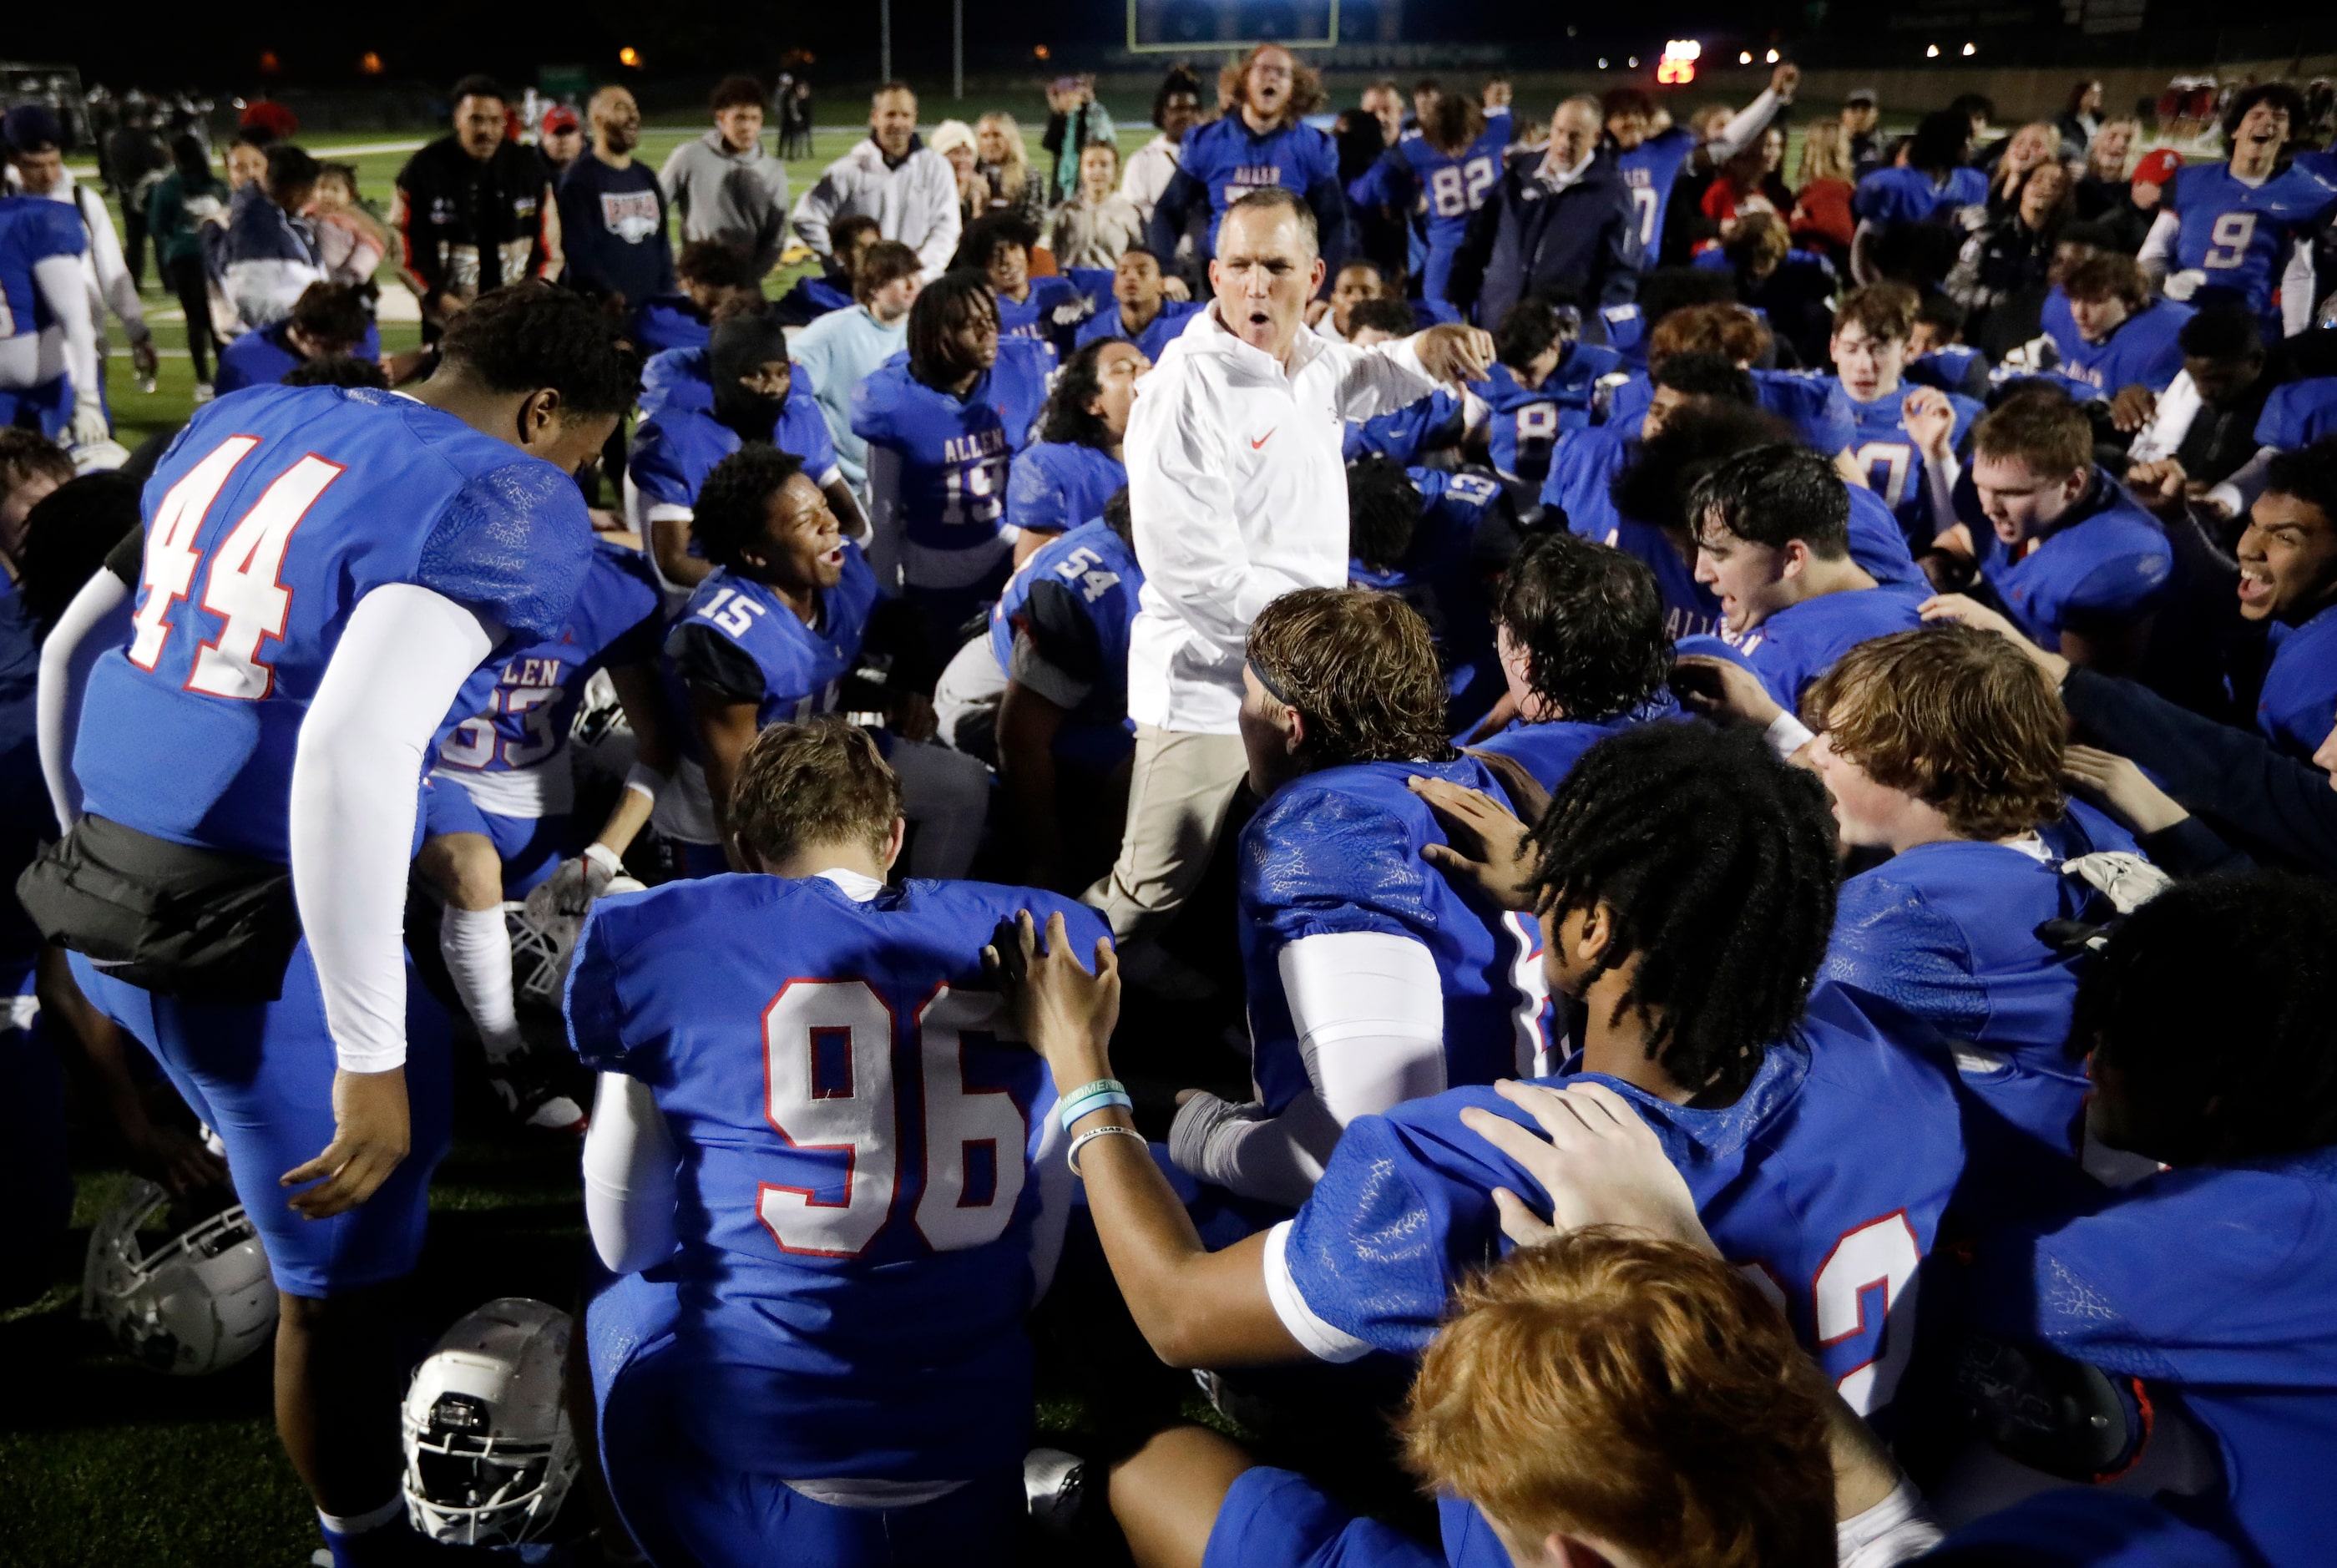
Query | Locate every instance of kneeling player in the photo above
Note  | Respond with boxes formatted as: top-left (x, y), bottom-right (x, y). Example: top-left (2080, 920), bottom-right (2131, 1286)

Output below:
top-left (1168, 589), bottom-right (1549, 1210)
top-left (655, 446), bottom-right (989, 880)
top-left (569, 716), bottom-right (1107, 1568)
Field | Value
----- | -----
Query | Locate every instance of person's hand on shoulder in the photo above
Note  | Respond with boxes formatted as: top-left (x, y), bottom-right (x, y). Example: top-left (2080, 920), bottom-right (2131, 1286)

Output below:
top-left (1414, 323), bottom-right (1495, 384)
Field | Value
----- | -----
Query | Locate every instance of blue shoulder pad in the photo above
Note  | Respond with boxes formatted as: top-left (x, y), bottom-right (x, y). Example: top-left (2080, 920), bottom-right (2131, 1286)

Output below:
top-left (419, 461), bottom-right (595, 643)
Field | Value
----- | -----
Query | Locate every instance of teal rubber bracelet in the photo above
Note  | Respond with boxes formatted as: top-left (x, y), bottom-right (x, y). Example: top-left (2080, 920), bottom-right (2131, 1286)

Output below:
top-left (1060, 1078), bottom-right (1126, 1105)
top-left (1058, 1090), bottom-right (1135, 1129)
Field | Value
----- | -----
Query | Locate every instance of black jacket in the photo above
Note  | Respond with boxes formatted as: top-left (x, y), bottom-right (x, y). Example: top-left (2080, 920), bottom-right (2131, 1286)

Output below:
top-left (393, 135), bottom-right (557, 307)
top-left (1448, 152), bottom-right (1638, 330)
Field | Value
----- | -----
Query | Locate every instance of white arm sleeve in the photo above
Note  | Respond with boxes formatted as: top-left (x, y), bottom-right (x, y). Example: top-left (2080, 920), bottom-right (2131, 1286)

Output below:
top-left (38, 569), bottom-right (131, 828)
top-left (289, 584), bottom-right (495, 1073)
top-left (1923, 450), bottom-right (1962, 545)
top-left (33, 254), bottom-right (99, 408)
top-left (2209, 446), bottom-right (2278, 518)
top-left (2281, 235), bottom-right (2314, 338)
top-left (1282, 931), bottom-right (1449, 1123)
top-left (2127, 369), bottom-right (2200, 465)
top-left (2137, 210), bottom-right (2182, 284)
top-left (581, 1072), bottom-right (681, 1274)
top-left (1836, 1475), bottom-right (1944, 1568)
top-left (78, 189), bottom-right (147, 337)
top-left (1706, 89), bottom-right (1783, 164)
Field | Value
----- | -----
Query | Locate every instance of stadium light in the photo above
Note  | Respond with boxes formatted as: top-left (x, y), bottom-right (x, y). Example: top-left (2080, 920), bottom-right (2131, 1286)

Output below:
top-left (1738, 51), bottom-right (1753, 63)
top-left (1657, 41), bottom-right (1699, 85)
top-left (1628, 56), bottom-right (1639, 67)
top-left (358, 51), bottom-right (383, 76)
top-left (1962, 42), bottom-right (1977, 54)
top-left (618, 46), bottom-right (642, 68)
top-left (1598, 58), bottom-right (1609, 68)
top-left (1925, 43), bottom-right (1940, 57)
top-left (1766, 48), bottom-right (1780, 63)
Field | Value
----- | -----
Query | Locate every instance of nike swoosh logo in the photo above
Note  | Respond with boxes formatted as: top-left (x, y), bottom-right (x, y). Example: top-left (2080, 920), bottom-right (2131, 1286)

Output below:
top-left (1251, 429), bottom-right (1275, 449)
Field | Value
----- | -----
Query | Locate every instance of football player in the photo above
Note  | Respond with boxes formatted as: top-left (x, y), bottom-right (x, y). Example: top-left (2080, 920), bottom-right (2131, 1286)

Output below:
top-left (989, 719), bottom-right (1962, 1552)
top-left (1345, 90), bottom-right (1511, 321)
top-left (1680, 443), bottom-right (1926, 713)
top-left (1829, 284), bottom-right (1983, 548)
top-left (1462, 296), bottom-right (1617, 492)
top-left (1145, 44), bottom-right (1345, 276)
top-left (32, 283), bottom-right (634, 1568)
top-left (2238, 443), bottom-right (2337, 763)
top-left (1073, 246), bottom-right (1202, 360)
top-left (1849, 109), bottom-right (1988, 284)
top-left (1002, 338), bottom-right (1145, 544)
top-left (2050, 252), bottom-right (2193, 404)
top-left (2142, 83), bottom-right (2331, 342)
top-left (1933, 390), bottom-right (2174, 674)
top-left (1468, 531), bottom-right (1678, 792)
top-left (0, 183), bottom-right (104, 445)
top-left (954, 214), bottom-right (1085, 353)
top-left (1166, 589), bottom-right (1550, 1210)
top-left (571, 716), bottom-right (1108, 1568)
top-left (1344, 455), bottom-right (1514, 736)
top-left (1602, 64), bottom-right (1798, 269)
top-left (417, 532), bottom-right (673, 1132)
top-left (629, 308), bottom-right (865, 604)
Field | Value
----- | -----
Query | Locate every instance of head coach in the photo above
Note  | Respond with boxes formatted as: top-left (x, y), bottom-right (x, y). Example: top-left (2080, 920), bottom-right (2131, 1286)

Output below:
top-left (1090, 185), bottom-right (1493, 969)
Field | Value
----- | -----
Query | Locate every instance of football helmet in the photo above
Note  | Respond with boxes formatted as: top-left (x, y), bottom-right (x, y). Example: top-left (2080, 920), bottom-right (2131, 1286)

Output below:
top-left (567, 668), bottom-right (636, 781)
top-left (82, 1179), bottom-right (277, 1375)
top-left (401, 1297), bottom-right (579, 1546)
top-left (508, 873), bottom-right (645, 1007)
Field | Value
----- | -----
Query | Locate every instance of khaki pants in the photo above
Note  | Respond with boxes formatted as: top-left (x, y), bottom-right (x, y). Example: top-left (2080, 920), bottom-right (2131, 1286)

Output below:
top-left (1084, 723), bottom-right (1249, 940)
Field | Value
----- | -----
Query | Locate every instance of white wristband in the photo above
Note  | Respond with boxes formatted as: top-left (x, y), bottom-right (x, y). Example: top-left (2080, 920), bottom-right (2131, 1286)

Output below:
top-left (621, 761), bottom-right (665, 805)
top-left (584, 842), bottom-right (625, 877)
top-left (1764, 711), bottom-right (1816, 760)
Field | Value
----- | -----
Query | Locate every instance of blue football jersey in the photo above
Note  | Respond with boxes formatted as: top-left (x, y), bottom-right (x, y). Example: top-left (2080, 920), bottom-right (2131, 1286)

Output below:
top-left (75, 385), bottom-right (592, 863)
top-left (1566, 489), bottom-right (1722, 640)
top-left (1539, 422), bottom-right (1630, 522)
top-left (1603, 370), bottom-right (1857, 457)
top-left (1468, 699), bottom-right (1679, 794)
top-left (1614, 127), bottom-right (1696, 264)
top-left (1825, 840), bottom-right (2105, 1164)
top-left (1964, 471), bottom-right (2174, 651)
top-left (993, 337), bottom-right (1054, 453)
top-left (2258, 602), bottom-right (2337, 761)
top-left (1344, 387), bottom-right (1466, 467)
top-left (1469, 346), bottom-right (1617, 488)
top-left (1905, 344), bottom-right (1990, 401)
top-left (0, 194), bottom-right (85, 345)
top-left (2169, 162), bottom-right (2335, 338)
top-left (1682, 584), bottom-right (1928, 711)
top-left (635, 344), bottom-right (715, 418)
top-left (630, 294), bottom-right (711, 356)
top-left (984, 518), bottom-right (1144, 767)
top-left (433, 539), bottom-right (663, 817)
top-left (1176, 117), bottom-right (1339, 251)
top-left (2050, 296), bottom-right (2193, 397)
top-left (2255, 374), bottom-right (2337, 452)
top-left (1003, 441), bottom-right (1125, 539)
top-left (630, 392), bottom-right (842, 505)
top-left (1239, 756), bottom-right (1551, 1120)
top-left (1969, 1146), bottom-right (2337, 1568)
top-left (1927, 1491), bottom-right (2254, 1568)
top-left (1852, 165), bottom-right (1989, 226)
top-left (565, 873), bottom-right (1108, 1481)
top-left (661, 548), bottom-right (878, 736)
top-left (1843, 382), bottom-right (1982, 544)
top-left (1350, 468), bottom-right (1505, 731)
top-left (1073, 298), bottom-right (1201, 362)
top-left (852, 357), bottom-right (1025, 591)
top-left (1351, 116), bottom-right (1512, 311)
top-left (995, 275), bottom-right (1085, 350)
top-left (1272, 979), bottom-right (1964, 1424)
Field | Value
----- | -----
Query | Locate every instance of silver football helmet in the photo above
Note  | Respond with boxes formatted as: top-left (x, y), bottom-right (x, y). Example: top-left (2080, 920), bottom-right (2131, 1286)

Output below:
top-left (82, 1179), bottom-right (277, 1375)
top-left (401, 1297), bottom-right (579, 1546)
top-left (507, 873), bottom-right (645, 1007)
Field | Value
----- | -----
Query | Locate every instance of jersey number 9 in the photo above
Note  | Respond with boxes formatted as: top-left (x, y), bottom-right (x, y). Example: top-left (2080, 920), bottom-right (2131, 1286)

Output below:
top-left (756, 980), bottom-right (1033, 1258)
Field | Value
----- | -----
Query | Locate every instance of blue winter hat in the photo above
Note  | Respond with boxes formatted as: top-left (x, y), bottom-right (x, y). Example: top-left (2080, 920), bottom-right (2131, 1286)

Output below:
top-left (3, 104), bottom-right (67, 154)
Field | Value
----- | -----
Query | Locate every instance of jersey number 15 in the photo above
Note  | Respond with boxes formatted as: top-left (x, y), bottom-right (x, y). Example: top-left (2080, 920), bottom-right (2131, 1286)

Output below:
top-left (758, 980), bottom-right (1034, 1258)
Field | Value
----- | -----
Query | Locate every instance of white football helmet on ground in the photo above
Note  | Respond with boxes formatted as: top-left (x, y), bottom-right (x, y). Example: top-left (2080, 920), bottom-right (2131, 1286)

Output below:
top-left (82, 1179), bottom-right (277, 1375)
top-left (507, 872), bottom-right (645, 1007)
top-left (401, 1297), bottom-right (579, 1545)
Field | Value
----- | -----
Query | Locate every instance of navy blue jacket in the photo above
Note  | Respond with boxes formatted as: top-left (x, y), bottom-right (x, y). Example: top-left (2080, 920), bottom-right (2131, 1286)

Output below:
top-left (1448, 152), bottom-right (1639, 331)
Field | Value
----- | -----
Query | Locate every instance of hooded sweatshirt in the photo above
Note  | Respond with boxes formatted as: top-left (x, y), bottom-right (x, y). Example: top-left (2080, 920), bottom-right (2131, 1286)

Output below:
top-left (791, 135), bottom-right (962, 282)
top-left (659, 129), bottom-right (792, 277)
top-left (1123, 306), bottom-right (1444, 733)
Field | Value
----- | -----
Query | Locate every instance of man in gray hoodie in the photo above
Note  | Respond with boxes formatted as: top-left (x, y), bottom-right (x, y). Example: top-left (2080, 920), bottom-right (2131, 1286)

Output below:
top-left (659, 75), bottom-right (792, 278)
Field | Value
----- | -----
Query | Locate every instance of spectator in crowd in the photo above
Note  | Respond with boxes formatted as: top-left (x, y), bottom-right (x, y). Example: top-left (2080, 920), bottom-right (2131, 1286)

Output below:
top-left (1790, 120), bottom-right (1859, 270)
top-left (969, 112), bottom-right (1050, 229)
top-left (214, 281), bottom-right (373, 394)
top-left (1842, 86), bottom-right (1884, 175)
top-left (3, 106), bottom-right (158, 404)
top-left (144, 134), bottom-right (229, 394)
top-left (777, 76), bottom-right (815, 160)
top-left (235, 93), bottom-right (297, 143)
top-left (1986, 120), bottom-right (2066, 216)
top-left (1122, 68), bottom-right (1203, 230)
top-left (306, 163), bottom-right (387, 290)
top-left (538, 105), bottom-right (584, 180)
top-left (559, 85), bottom-right (672, 314)
top-left (1359, 78), bottom-right (1404, 148)
top-left (1040, 75), bottom-right (1116, 204)
top-left (659, 75), bottom-right (791, 280)
top-left (391, 75), bottom-right (561, 336)
top-left (1697, 123), bottom-right (1791, 240)
top-left (2073, 118), bottom-right (2142, 220)
top-left (2058, 78), bottom-right (2107, 154)
top-left (934, 119), bottom-right (984, 229)
top-left (792, 81), bottom-right (962, 283)
top-left (104, 102), bottom-right (168, 289)
top-left (1949, 159), bottom-right (2075, 352)
top-left (2102, 144), bottom-right (2181, 255)
top-left (224, 130), bottom-right (268, 191)
top-left (1147, 44), bottom-right (1345, 283)
top-left (789, 238), bottom-right (923, 493)
top-left (1850, 109), bottom-right (1985, 285)
top-left (775, 213), bottom-right (880, 327)
top-left (1043, 141), bottom-right (1145, 271)
top-left (1449, 97), bottom-right (1639, 331)
top-left (212, 143), bottom-right (326, 333)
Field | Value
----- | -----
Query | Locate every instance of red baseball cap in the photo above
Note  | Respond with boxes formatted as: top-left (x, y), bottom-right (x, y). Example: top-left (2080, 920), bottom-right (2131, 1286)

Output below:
top-left (542, 105), bottom-right (580, 135)
top-left (2133, 148), bottom-right (2183, 187)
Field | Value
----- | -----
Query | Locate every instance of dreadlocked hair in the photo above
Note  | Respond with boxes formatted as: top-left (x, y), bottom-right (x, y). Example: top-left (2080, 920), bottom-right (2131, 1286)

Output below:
top-left (1530, 722), bottom-right (1838, 1099)
top-left (2069, 872), bottom-right (2337, 1166)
